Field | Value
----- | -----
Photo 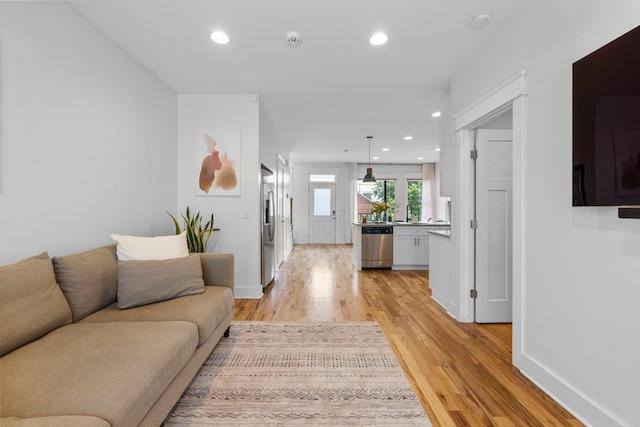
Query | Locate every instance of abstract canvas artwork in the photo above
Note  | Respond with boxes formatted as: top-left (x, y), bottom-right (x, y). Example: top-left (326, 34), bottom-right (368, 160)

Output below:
top-left (196, 128), bottom-right (241, 196)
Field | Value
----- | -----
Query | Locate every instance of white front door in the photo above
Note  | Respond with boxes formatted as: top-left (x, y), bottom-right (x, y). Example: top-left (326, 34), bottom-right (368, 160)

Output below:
top-left (308, 183), bottom-right (336, 244)
top-left (475, 129), bottom-right (513, 323)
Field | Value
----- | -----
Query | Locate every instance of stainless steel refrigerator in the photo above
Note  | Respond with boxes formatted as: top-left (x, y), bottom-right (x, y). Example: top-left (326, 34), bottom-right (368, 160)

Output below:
top-left (260, 165), bottom-right (275, 288)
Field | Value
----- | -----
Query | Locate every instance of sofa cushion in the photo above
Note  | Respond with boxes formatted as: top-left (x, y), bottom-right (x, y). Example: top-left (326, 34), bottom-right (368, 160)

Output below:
top-left (116, 255), bottom-right (205, 309)
top-left (52, 245), bottom-right (118, 322)
top-left (0, 321), bottom-right (198, 427)
top-left (1, 416), bottom-right (109, 427)
top-left (0, 253), bottom-right (72, 357)
top-left (110, 231), bottom-right (188, 261)
top-left (82, 285), bottom-right (233, 346)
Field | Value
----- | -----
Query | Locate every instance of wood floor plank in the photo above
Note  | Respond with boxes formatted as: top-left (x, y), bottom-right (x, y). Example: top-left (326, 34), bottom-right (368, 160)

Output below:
top-left (233, 244), bottom-right (582, 426)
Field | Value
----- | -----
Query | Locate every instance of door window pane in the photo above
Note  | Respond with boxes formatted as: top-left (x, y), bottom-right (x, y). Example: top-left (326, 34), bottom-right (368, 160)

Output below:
top-left (310, 174), bottom-right (335, 182)
top-left (314, 188), bottom-right (331, 216)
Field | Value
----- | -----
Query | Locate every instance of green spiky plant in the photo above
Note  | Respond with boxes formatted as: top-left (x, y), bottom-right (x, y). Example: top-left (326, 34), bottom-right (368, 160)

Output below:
top-left (168, 206), bottom-right (215, 253)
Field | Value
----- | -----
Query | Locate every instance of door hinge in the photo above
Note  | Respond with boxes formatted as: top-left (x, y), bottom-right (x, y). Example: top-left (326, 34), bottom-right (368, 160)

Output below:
top-left (470, 149), bottom-right (478, 160)
top-left (470, 289), bottom-right (478, 299)
top-left (470, 219), bottom-right (478, 229)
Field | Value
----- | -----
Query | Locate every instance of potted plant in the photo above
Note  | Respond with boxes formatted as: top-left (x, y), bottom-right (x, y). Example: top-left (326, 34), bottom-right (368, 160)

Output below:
top-left (168, 206), bottom-right (216, 253)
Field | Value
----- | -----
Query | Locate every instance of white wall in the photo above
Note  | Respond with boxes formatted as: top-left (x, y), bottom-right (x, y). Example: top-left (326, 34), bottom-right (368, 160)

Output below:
top-left (438, 92), bottom-right (454, 197)
top-left (258, 98), bottom-right (290, 173)
top-left (177, 94), bottom-right (262, 298)
top-left (0, 2), bottom-right (177, 264)
top-left (434, 163), bottom-right (450, 222)
top-left (450, 2), bottom-right (640, 425)
top-left (428, 233), bottom-right (453, 312)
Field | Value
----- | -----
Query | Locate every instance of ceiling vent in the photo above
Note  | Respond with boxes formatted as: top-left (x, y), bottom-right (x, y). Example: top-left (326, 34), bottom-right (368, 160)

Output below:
top-left (287, 31), bottom-right (301, 46)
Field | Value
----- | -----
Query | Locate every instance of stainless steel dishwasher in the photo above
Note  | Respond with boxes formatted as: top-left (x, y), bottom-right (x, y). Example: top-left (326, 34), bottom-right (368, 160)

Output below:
top-left (361, 226), bottom-right (393, 268)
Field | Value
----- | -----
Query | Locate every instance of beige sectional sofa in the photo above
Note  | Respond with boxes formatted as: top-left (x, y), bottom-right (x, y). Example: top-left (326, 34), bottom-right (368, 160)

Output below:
top-left (0, 244), bottom-right (234, 427)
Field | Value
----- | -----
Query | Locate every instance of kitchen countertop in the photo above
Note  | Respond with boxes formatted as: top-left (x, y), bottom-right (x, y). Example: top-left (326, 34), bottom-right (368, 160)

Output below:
top-left (353, 222), bottom-right (450, 227)
top-left (427, 230), bottom-right (451, 238)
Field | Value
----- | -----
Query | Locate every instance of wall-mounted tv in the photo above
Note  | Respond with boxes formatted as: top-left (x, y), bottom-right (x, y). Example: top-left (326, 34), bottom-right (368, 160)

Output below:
top-left (573, 25), bottom-right (640, 206)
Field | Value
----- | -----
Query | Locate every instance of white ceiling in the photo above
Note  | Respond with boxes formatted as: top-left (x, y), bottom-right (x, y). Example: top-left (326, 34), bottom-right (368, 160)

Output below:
top-left (68, 0), bottom-right (525, 165)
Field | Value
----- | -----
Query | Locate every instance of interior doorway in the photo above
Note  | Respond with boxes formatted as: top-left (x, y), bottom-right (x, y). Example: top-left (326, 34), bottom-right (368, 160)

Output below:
top-left (453, 70), bottom-right (526, 367)
top-left (474, 128), bottom-right (513, 323)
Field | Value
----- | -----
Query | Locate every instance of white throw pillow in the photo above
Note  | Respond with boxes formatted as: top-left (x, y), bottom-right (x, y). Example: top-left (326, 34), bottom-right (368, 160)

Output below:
top-left (110, 231), bottom-right (189, 261)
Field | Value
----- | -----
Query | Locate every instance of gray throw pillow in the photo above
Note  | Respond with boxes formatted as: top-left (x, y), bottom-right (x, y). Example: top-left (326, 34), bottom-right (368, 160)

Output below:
top-left (0, 253), bottom-right (72, 356)
top-left (117, 255), bottom-right (204, 309)
top-left (52, 245), bottom-right (118, 321)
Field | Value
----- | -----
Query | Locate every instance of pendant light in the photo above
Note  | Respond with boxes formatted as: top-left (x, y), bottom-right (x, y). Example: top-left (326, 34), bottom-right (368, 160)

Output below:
top-left (363, 136), bottom-right (376, 183)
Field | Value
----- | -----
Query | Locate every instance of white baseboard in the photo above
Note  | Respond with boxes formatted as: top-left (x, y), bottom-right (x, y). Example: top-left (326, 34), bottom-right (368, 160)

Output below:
top-left (518, 352), bottom-right (624, 427)
top-left (233, 286), bottom-right (263, 299)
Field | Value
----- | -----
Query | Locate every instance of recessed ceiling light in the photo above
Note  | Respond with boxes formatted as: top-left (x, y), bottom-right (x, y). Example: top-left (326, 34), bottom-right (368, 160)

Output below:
top-left (373, 156), bottom-right (379, 160)
top-left (369, 32), bottom-right (388, 46)
top-left (404, 136), bottom-right (413, 140)
top-left (382, 148), bottom-right (390, 152)
top-left (435, 148), bottom-right (441, 152)
top-left (210, 31), bottom-right (230, 45)
top-left (418, 157), bottom-right (424, 160)
top-left (431, 111), bottom-right (441, 118)
top-left (471, 10), bottom-right (492, 29)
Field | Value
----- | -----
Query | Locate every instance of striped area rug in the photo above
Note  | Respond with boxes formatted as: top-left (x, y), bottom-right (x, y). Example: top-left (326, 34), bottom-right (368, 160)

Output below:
top-left (164, 321), bottom-right (431, 426)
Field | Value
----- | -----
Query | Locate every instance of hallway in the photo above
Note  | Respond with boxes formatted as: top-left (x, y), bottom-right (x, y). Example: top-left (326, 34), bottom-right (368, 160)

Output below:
top-left (235, 244), bottom-right (581, 426)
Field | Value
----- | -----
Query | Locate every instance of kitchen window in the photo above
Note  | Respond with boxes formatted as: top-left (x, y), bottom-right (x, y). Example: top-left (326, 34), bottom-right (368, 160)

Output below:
top-left (406, 179), bottom-right (423, 222)
top-left (357, 179), bottom-right (396, 221)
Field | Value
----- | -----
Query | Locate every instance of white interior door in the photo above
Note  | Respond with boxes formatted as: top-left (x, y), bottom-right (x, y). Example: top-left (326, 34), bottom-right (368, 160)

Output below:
top-left (308, 183), bottom-right (336, 244)
top-left (475, 129), bottom-right (513, 323)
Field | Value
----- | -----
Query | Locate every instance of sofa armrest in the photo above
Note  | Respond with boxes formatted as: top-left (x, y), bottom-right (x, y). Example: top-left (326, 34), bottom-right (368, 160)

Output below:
top-left (198, 253), bottom-right (234, 292)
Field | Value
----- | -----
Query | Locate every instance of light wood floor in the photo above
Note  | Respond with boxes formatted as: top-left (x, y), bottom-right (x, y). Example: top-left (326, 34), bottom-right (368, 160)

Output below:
top-left (235, 244), bottom-right (582, 427)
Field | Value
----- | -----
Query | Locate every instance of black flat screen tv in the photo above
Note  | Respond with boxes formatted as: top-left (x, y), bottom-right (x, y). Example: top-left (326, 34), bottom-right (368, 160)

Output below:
top-left (573, 25), bottom-right (640, 206)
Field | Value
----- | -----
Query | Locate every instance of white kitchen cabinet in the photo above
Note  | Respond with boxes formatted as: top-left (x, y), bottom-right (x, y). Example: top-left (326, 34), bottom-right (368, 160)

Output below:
top-left (429, 231), bottom-right (454, 314)
top-left (392, 227), bottom-right (430, 270)
top-left (393, 235), bottom-right (419, 265)
top-left (351, 224), bottom-right (362, 270)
